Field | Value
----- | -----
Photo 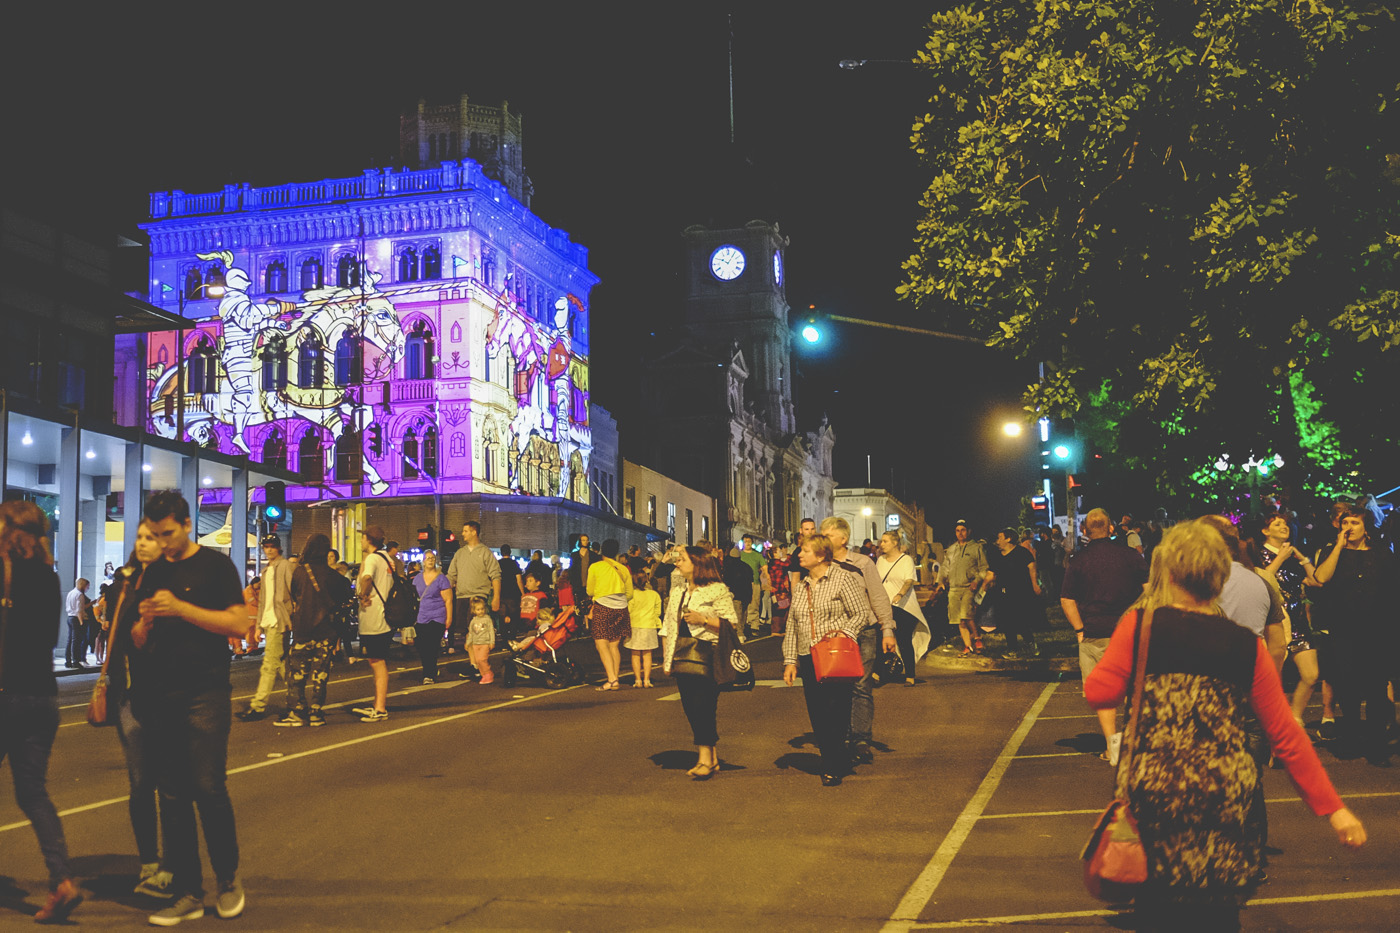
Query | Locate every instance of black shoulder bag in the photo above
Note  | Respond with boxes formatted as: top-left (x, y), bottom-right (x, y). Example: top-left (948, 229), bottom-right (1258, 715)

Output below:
top-left (670, 589), bottom-right (715, 679)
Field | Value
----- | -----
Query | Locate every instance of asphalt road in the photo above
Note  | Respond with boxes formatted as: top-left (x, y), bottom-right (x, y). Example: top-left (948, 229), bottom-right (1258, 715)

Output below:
top-left (3, 639), bottom-right (1396, 931)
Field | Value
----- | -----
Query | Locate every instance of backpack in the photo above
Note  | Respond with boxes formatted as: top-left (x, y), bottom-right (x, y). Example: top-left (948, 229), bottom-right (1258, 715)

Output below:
top-left (370, 553), bottom-right (419, 630)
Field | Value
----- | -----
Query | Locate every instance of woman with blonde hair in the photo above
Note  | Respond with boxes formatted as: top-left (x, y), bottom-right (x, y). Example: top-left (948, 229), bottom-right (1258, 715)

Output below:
top-left (1085, 519), bottom-right (1365, 930)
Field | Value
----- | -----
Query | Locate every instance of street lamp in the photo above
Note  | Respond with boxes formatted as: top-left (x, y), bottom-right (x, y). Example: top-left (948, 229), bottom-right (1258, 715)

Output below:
top-left (1002, 422), bottom-right (1023, 437)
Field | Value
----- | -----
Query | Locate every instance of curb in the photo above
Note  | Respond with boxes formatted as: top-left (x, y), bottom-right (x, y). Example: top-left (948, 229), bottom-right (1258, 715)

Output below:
top-left (924, 649), bottom-right (1079, 675)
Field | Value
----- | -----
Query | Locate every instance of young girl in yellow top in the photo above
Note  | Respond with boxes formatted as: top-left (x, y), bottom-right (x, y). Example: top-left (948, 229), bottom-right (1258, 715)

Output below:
top-left (625, 568), bottom-right (662, 687)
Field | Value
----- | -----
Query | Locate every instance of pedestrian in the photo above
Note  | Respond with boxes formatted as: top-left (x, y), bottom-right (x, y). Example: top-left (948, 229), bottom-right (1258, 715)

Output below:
top-left (93, 583), bottom-right (112, 664)
top-left (586, 539), bottom-right (633, 691)
top-left (384, 540), bottom-right (403, 575)
top-left (134, 491), bottom-right (248, 924)
top-left (783, 534), bottom-right (873, 786)
top-left (63, 576), bottom-right (91, 669)
top-left (0, 501), bottom-right (83, 922)
top-left (720, 541), bottom-right (754, 637)
top-left (988, 527), bottom-right (1043, 657)
top-left (412, 550), bottom-right (454, 684)
top-left (102, 521), bottom-right (174, 898)
top-left (626, 566), bottom-right (662, 688)
top-left (1084, 519), bottom-right (1366, 931)
top-left (819, 517), bottom-right (897, 766)
top-left (446, 520), bottom-right (501, 658)
top-left (738, 534), bottom-right (765, 636)
top-left (1059, 508), bottom-right (1147, 762)
top-left (524, 550), bottom-right (552, 590)
top-left (237, 534), bottom-right (292, 721)
top-left (498, 545), bottom-right (524, 636)
top-left (1303, 502), bottom-right (1347, 738)
top-left (767, 544), bottom-right (793, 635)
top-left (567, 533), bottom-right (595, 616)
top-left (876, 530), bottom-right (931, 685)
top-left (937, 520), bottom-right (992, 656)
top-left (1312, 504), bottom-right (1396, 758)
top-left (281, 534), bottom-right (352, 727)
top-left (1257, 512), bottom-right (1326, 727)
top-left (352, 526), bottom-right (395, 722)
top-left (464, 596), bottom-right (496, 684)
top-left (660, 545), bottom-right (738, 778)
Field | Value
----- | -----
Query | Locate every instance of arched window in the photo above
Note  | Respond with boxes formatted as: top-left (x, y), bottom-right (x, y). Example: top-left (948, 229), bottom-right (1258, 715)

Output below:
top-left (422, 426), bottom-right (438, 478)
top-left (188, 338), bottom-right (218, 394)
top-left (397, 247), bottom-right (418, 283)
top-left (334, 329), bottom-right (362, 386)
top-left (421, 246), bottom-right (441, 280)
top-left (403, 428), bottom-right (420, 479)
top-left (297, 335), bottom-right (324, 388)
top-left (405, 320), bottom-right (434, 380)
top-left (299, 257), bottom-right (322, 291)
top-left (261, 430), bottom-right (285, 468)
top-left (298, 431), bottom-right (323, 482)
top-left (264, 260), bottom-right (287, 293)
top-left (183, 265), bottom-right (202, 300)
top-left (336, 253), bottom-right (359, 288)
top-left (205, 263), bottom-right (226, 292)
top-left (260, 350), bottom-right (287, 391)
top-left (335, 430), bottom-right (363, 483)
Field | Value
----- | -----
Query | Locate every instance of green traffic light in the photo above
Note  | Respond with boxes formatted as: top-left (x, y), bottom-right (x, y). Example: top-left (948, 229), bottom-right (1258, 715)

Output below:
top-left (801, 324), bottom-right (821, 344)
top-left (1053, 444), bottom-right (1071, 459)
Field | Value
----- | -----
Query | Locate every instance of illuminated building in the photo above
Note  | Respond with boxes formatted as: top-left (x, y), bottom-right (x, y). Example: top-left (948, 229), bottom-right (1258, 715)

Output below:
top-left (126, 100), bottom-right (655, 557)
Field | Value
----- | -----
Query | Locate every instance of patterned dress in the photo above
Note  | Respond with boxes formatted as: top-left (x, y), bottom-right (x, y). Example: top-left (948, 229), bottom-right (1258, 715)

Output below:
top-left (1087, 608), bottom-right (1343, 907)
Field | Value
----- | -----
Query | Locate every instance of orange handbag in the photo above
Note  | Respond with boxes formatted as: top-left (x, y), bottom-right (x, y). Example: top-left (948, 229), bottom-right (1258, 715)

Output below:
top-left (806, 581), bottom-right (865, 682)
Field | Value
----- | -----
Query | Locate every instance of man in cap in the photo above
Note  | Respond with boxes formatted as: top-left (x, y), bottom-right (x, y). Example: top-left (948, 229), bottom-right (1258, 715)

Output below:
top-left (936, 520), bottom-right (992, 656)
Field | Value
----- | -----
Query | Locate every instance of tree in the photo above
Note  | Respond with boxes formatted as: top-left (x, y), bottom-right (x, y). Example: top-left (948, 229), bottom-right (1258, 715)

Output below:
top-left (900, 1), bottom-right (1399, 506)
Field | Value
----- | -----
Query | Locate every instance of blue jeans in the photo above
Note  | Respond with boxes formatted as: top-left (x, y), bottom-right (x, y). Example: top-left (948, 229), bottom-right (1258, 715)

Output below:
top-left (849, 625), bottom-right (879, 745)
top-left (117, 699), bottom-right (160, 864)
top-left (0, 694), bottom-right (71, 886)
top-left (141, 687), bottom-right (239, 897)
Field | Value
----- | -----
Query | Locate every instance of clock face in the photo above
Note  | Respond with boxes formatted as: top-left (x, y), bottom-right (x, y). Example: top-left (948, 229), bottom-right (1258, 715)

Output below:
top-left (710, 245), bottom-right (746, 281)
top-left (773, 249), bottom-right (783, 286)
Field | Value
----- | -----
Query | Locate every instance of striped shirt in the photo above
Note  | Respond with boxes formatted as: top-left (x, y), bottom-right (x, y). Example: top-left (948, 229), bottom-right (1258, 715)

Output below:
top-left (783, 566), bottom-right (873, 666)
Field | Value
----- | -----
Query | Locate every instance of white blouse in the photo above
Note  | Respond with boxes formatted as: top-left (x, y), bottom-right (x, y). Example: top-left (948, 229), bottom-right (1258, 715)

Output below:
top-left (660, 581), bottom-right (738, 669)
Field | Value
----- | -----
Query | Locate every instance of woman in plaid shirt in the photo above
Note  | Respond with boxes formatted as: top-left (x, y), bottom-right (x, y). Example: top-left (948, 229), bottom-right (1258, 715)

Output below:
top-left (783, 534), bottom-right (873, 785)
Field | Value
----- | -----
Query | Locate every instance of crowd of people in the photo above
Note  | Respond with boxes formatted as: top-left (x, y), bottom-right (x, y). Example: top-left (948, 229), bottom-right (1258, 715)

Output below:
top-left (4, 488), bottom-right (1392, 926)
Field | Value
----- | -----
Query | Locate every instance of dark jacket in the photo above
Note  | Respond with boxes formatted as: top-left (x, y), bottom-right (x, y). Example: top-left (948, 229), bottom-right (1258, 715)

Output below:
top-left (723, 555), bottom-right (753, 604)
top-left (290, 562), bottom-right (353, 642)
top-left (0, 555), bottom-right (62, 696)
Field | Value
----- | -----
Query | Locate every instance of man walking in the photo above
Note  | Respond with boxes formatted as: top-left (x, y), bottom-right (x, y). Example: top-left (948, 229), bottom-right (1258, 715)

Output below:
top-left (135, 491), bottom-right (248, 925)
top-left (820, 517), bottom-right (897, 765)
top-left (738, 535), bottom-right (765, 637)
top-left (63, 578), bottom-right (90, 669)
top-left (1059, 509), bottom-right (1146, 761)
top-left (353, 525), bottom-right (395, 721)
top-left (237, 534), bottom-right (292, 722)
top-left (447, 520), bottom-right (500, 666)
top-left (937, 520), bottom-right (992, 656)
top-left (720, 541), bottom-right (754, 641)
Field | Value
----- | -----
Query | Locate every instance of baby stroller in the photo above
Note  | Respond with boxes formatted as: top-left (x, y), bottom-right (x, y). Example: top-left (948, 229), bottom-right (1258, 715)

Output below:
top-left (502, 607), bottom-right (584, 689)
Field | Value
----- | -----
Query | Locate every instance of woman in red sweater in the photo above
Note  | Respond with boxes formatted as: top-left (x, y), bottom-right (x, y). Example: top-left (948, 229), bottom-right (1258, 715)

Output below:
top-left (1085, 519), bottom-right (1365, 932)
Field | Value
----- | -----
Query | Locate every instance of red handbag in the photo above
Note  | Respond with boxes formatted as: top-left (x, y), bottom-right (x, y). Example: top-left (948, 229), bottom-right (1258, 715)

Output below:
top-left (806, 580), bottom-right (865, 682)
top-left (1081, 608), bottom-right (1153, 900)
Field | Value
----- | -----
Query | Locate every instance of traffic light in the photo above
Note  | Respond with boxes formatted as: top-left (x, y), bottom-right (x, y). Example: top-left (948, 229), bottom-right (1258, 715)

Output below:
top-left (418, 525), bottom-right (435, 549)
top-left (1031, 495), bottom-right (1049, 518)
top-left (367, 423), bottom-right (384, 458)
top-left (799, 304), bottom-right (825, 345)
top-left (263, 481), bottom-right (286, 524)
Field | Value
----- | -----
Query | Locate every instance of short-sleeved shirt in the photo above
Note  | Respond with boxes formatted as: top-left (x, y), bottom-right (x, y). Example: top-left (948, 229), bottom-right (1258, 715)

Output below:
top-left (133, 547), bottom-right (245, 696)
top-left (738, 549), bottom-right (763, 585)
top-left (628, 588), bottom-right (663, 629)
top-left (358, 551), bottom-right (394, 635)
top-left (1219, 561), bottom-right (1270, 638)
top-left (1060, 537), bottom-right (1148, 639)
top-left (414, 572), bottom-right (452, 625)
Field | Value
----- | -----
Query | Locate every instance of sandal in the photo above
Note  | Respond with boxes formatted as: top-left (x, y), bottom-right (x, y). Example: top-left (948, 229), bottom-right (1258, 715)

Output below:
top-left (595, 681), bottom-right (620, 691)
top-left (687, 762), bottom-right (718, 780)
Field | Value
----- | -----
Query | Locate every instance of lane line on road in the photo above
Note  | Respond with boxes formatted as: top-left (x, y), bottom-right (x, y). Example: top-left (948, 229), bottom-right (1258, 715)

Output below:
top-left (1010, 752), bottom-right (1083, 759)
top-left (1034, 714), bottom-right (1098, 720)
top-left (881, 678), bottom-right (1061, 932)
top-left (1, 683), bottom-right (584, 835)
top-left (907, 887), bottom-right (1400, 928)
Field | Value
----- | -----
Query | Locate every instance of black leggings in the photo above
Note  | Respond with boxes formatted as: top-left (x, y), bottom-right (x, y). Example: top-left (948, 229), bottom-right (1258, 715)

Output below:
top-left (675, 672), bottom-right (720, 746)
top-left (416, 621), bottom-right (446, 679)
top-left (892, 606), bottom-right (920, 679)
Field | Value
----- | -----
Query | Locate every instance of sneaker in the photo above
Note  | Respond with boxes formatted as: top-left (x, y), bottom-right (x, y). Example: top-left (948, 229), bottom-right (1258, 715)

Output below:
top-left (215, 879), bottom-right (245, 919)
top-left (349, 705), bottom-right (377, 716)
top-left (850, 742), bottom-right (874, 765)
top-left (148, 894), bottom-right (205, 926)
top-left (235, 708), bottom-right (267, 722)
top-left (308, 713), bottom-right (326, 727)
top-left (138, 862), bottom-right (161, 883)
top-left (135, 869), bottom-right (176, 899)
top-left (359, 709), bottom-right (389, 722)
top-left (272, 714), bottom-right (305, 727)
top-left (1318, 718), bottom-right (1338, 741)
top-left (456, 671), bottom-right (477, 680)
top-left (422, 676), bottom-right (437, 685)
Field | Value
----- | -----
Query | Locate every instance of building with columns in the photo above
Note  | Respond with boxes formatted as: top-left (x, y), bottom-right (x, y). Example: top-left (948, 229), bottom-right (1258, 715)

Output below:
top-left (635, 221), bottom-right (835, 545)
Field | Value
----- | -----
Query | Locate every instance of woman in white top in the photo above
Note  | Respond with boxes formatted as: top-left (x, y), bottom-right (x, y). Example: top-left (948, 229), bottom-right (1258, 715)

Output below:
top-left (660, 546), bottom-right (739, 779)
top-left (877, 531), bottom-right (932, 686)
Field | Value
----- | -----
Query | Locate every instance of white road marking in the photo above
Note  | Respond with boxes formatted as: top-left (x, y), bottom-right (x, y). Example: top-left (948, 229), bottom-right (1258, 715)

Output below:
top-left (1010, 752), bottom-right (1083, 759)
top-left (1, 683), bottom-right (582, 835)
top-left (881, 679), bottom-right (1060, 932)
top-left (1034, 714), bottom-right (1099, 720)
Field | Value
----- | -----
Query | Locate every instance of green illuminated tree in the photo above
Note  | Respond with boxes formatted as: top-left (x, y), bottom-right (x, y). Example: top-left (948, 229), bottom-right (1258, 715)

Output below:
top-left (901, 1), bottom-right (1400, 503)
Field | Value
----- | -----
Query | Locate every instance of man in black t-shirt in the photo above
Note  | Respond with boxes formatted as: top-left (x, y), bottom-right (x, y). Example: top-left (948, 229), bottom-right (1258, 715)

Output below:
top-left (135, 491), bottom-right (250, 925)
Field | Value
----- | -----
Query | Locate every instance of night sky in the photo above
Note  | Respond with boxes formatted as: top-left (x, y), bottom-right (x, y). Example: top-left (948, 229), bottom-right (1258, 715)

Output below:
top-left (6, 3), bottom-right (1040, 540)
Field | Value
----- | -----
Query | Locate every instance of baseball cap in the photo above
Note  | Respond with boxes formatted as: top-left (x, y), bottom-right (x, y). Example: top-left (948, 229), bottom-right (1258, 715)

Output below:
top-left (954, 519), bottom-right (969, 528)
top-left (260, 534), bottom-right (283, 549)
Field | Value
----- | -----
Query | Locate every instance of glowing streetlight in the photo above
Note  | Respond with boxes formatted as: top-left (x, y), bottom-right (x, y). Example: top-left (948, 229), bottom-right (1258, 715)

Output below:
top-left (1002, 422), bottom-right (1023, 437)
top-left (801, 323), bottom-right (821, 344)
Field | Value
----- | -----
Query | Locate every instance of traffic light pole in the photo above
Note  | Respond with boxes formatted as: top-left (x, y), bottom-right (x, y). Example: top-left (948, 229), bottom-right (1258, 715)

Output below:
top-left (824, 314), bottom-right (985, 344)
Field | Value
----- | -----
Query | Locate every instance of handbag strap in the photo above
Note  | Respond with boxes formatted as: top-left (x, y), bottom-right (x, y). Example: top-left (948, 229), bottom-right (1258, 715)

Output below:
top-left (676, 588), bottom-right (692, 638)
top-left (1120, 607), bottom-right (1155, 774)
top-left (806, 578), bottom-right (817, 647)
top-left (880, 553), bottom-right (909, 584)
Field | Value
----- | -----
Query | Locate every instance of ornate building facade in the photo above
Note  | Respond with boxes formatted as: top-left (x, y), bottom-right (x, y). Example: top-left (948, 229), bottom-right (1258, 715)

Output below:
top-left (637, 221), bottom-right (835, 545)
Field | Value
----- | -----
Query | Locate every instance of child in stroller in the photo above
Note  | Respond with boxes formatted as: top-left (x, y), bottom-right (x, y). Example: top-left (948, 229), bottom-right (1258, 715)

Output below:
top-left (502, 605), bottom-right (584, 688)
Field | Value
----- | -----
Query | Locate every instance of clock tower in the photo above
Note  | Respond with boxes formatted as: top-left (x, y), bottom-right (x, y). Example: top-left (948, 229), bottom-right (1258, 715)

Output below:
top-left (682, 220), bottom-right (794, 434)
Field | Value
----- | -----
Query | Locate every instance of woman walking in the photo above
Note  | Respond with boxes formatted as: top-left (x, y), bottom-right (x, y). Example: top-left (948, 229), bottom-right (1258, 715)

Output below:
top-left (661, 546), bottom-right (738, 778)
top-left (102, 520), bottom-right (174, 898)
top-left (782, 534), bottom-right (872, 786)
top-left (281, 534), bottom-right (353, 726)
top-left (411, 550), bottom-right (454, 684)
top-left (586, 539), bottom-right (633, 691)
top-left (876, 531), bottom-right (932, 684)
top-left (1085, 519), bottom-right (1365, 931)
top-left (0, 500), bottom-right (83, 921)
